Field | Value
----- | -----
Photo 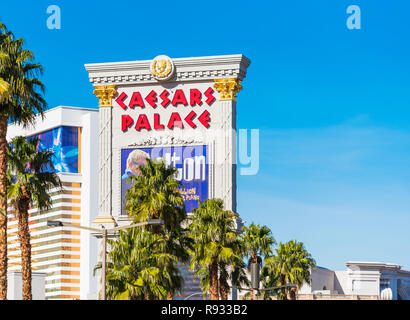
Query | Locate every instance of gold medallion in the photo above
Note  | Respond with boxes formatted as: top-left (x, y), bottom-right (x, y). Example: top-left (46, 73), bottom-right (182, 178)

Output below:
top-left (150, 55), bottom-right (174, 81)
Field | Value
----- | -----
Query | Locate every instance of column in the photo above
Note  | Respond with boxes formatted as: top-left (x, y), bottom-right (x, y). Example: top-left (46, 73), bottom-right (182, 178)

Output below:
top-left (213, 78), bottom-right (243, 212)
top-left (92, 85), bottom-right (117, 226)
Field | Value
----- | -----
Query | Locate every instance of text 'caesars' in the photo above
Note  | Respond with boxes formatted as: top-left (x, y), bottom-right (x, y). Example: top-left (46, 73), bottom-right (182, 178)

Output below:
top-left (116, 87), bottom-right (216, 131)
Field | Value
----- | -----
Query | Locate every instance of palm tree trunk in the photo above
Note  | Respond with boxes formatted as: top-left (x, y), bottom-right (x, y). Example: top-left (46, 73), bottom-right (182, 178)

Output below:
top-left (17, 191), bottom-right (32, 300)
top-left (219, 274), bottom-right (229, 300)
top-left (281, 274), bottom-right (287, 300)
top-left (146, 290), bottom-right (152, 300)
top-left (151, 211), bottom-right (162, 235)
top-left (289, 287), bottom-right (297, 300)
top-left (250, 251), bottom-right (257, 300)
top-left (209, 257), bottom-right (219, 300)
top-left (150, 211), bottom-right (164, 300)
top-left (0, 115), bottom-right (8, 300)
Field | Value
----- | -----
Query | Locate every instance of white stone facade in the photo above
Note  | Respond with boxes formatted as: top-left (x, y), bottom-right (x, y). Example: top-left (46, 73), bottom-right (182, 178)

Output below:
top-left (85, 54), bottom-right (250, 226)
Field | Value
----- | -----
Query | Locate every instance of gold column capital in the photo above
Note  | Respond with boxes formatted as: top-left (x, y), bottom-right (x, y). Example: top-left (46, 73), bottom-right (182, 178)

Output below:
top-left (213, 78), bottom-right (243, 101)
top-left (93, 85), bottom-right (117, 108)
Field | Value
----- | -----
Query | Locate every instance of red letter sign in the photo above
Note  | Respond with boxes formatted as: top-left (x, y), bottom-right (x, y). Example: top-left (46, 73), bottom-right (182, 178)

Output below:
top-left (159, 90), bottom-right (171, 108)
top-left (172, 89), bottom-right (188, 106)
top-left (204, 87), bottom-right (215, 105)
top-left (153, 113), bottom-right (165, 130)
top-left (122, 115), bottom-right (134, 132)
top-left (116, 92), bottom-right (128, 110)
top-left (190, 89), bottom-right (202, 106)
top-left (135, 114), bottom-right (151, 131)
top-left (184, 111), bottom-right (197, 128)
top-left (129, 92), bottom-right (145, 108)
top-left (145, 90), bottom-right (157, 108)
top-left (168, 112), bottom-right (184, 129)
top-left (198, 110), bottom-right (211, 128)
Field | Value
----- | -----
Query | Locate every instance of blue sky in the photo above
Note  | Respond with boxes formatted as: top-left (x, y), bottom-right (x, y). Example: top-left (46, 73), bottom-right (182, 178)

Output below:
top-left (2, 0), bottom-right (410, 270)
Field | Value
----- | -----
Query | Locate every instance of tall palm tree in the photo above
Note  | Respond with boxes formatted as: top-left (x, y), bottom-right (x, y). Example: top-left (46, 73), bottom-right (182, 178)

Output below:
top-left (218, 236), bottom-right (250, 300)
top-left (187, 199), bottom-right (240, 300)
top-left (240, 223), bottom-right (276, 299)
top-left (192, 258), bottom-right (249, 301)
top-left (124, 158), bottom-right (188, 299)
top-left (263, 240), bottom-right (316, 300)
top-left (95, 227), bottom-right (178, 300)
top-left (7, 136), bottom-right (61, 300)
top-left (0, 23), bottom-right (47, 299)
top-left (218, 255), bottom-right (250, 300)
top-left (195, 260), bottom-right (237, 300)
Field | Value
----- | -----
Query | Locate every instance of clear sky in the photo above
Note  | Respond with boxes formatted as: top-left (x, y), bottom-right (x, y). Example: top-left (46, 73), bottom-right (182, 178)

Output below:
top-left (2, 0), bottom-right (410, 270)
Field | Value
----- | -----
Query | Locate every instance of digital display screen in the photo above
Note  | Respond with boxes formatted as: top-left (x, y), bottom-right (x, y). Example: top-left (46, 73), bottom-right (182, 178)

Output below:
top-left (121, 145), bottom-right (208, 215)
top-left (29, 126), bottom-right (80, 173)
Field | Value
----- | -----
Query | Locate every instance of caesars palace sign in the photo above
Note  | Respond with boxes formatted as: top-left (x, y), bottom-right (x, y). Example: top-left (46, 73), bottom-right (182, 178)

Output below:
top-left (85, 54), bottom-right (250, 226)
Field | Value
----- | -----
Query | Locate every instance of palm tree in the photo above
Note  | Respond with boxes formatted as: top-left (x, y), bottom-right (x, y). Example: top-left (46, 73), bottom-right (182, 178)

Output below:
top-left (187, 199), bottom-right (240, 300)
top-left (162, 210), bottom-right (193, 300)
top-left (0, 23), bottom-right (47, 299)
top-left (192, 257), bottom-right (249, 301)
top-left (240, 223), bottom-right (276, 299)
top-left (7, 136), bottom-right (61, 300)
top-left (218, 236), bottom-right (250, 300)
top-left (124, 158), bottom-right (186, 234)
top-left (259, 264), bottom-right (281, 300)
top-left (218, 242), bottom-right (253, 300)
top-left (95, 227), bottom-right (178, 300)
top-left (124, 158), bottom-right (188, 299)
top-left (263, 240), bottom-right (316, 300)
top-left (195, 261), bottom-right (235, 300)
top-left (219, 254), bottom-right (250, 300)
top-left (193, 266), bottom-right (210, 299)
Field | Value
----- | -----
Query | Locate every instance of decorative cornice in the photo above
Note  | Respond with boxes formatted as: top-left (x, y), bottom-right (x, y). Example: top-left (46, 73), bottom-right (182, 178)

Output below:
top-left (213, 78), bottom-right (243, 101)
top-left (93, 85), bottom-right (117, 107)
top-left (127, 135), bottom-right (203, 147)
top-left (85, 54), bottom-right (251, 85)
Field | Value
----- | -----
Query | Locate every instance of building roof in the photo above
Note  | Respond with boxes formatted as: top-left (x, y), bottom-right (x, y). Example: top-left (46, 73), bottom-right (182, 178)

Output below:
top-left (345, 261), bottom-right (402, 270)
top-left (7, 105), bottom-right (98, 139)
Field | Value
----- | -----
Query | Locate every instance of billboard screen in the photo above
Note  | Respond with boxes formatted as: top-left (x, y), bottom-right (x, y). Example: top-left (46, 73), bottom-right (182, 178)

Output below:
top-left (121, 145), bottom-right (208, 215)
top-left (29, 126), bottom-right (80, 173)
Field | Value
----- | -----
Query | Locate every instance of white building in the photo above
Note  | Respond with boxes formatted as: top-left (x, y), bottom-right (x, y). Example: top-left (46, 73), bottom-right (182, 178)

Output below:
top-left (299, 261), bottom-right (410, 300)
top-left (7, 106), bottom-right (99, 300)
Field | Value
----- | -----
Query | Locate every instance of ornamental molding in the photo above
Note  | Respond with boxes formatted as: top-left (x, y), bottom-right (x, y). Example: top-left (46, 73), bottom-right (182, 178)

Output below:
top-left (213, 78), bottom-right (243, 101)
top-left (85, 54), bottom-right (250, 85)
top-left (93, 85), bottom-right (117, 107)
top-left (127, 135), bottom-right (204, 147)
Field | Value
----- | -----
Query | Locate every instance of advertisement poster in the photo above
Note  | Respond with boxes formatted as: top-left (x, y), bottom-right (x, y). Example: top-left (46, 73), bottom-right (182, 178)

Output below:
top-left (121, 145), bottom-right (208, 215)
top-left (29, 126), bottom-right (79, 173)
